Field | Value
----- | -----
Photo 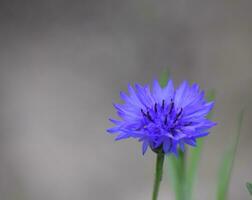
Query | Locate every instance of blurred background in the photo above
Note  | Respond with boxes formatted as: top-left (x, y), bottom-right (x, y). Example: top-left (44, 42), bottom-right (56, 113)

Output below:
top-left (0, 0), bottom-right (252, 200)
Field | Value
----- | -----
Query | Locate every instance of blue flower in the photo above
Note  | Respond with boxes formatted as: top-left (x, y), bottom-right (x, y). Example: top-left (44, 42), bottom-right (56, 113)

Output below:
top-left (107, 80), bottom-right (216, 156)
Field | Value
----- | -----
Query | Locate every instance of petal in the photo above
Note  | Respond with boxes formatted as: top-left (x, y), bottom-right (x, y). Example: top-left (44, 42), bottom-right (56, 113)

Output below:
top-left (174, 81), bottom-right (189, 108)
top-left (127, 84), bottom-right (144, 108)
top-left (193, 132), bottom-right (209, 138)
top-left (170, 140), bottom-right (178, 156)
top-left (109, 118), bottom-right (123, 125)
top-left (162, 139), bottom-right (172, 154)
top-left (163, 80), bottom-right (175, 100)
top-left (107, 126), bottom-right (120, 133)
top-left (142, 140), bottom-right (149, 155)
top-left (152, 79), bottom-right (174, 104)
top-left (152, 79), bottom-right (163, 103)
top-left (184, 101), bottom-right (214, 119)
top-left (115, 132), bottom-right (131, 140)
top-left (179, 142), bottom-right (185, 152)
top-left (184, 138), bottom-right (197, 147)
top-left (135, 84), bottom-right (155, 107)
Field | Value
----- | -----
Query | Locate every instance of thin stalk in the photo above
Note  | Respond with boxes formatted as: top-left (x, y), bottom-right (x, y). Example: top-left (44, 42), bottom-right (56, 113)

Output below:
top-left (179, 150), bottom-right (186, 200)
top-left (152, 151), bottom-right (165, 200)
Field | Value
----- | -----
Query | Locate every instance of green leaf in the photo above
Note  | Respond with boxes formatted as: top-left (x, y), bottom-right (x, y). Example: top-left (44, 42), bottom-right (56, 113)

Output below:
top-left (246, 182), bottom-right (252, 196)
top-left (216, 109), bottom-right (244, 200)
top-left (186, 90), bottom-right (216, 200)
top-left (167, 152), bottom-right (186, 200)
top-left (159, 68), bottom-right (169, 88)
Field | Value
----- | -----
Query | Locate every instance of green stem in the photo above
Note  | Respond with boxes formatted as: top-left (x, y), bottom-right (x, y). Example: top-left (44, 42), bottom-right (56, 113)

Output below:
top-left (152, 151), bottom-right (165, 200)
top-left (179, 150), bottom-right (186, 200)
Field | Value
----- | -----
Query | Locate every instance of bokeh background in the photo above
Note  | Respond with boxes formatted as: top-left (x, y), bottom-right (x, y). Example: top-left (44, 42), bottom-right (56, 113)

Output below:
top-left (0, 0), bottom-right (252, 200)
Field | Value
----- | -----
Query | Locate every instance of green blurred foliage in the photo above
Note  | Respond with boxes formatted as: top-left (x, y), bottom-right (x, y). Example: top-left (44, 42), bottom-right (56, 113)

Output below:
top-left (216, 109), bottom-right (244, 200)
top-left (247, 182), bottom-right (252, 196)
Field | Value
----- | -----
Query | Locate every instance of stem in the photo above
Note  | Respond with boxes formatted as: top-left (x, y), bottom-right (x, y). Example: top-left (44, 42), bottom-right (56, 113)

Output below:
top-left (152, 151), bottom-right (165, 200)
top-left (180, 150), bottom-right (186, 200)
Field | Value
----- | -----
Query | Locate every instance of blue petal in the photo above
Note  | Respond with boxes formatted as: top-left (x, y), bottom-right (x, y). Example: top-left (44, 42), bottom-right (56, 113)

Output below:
top-left (135, 84), bottom-right (155, 107)
top-left (127, 84), bottom-right (144, 108)
top-left (115, 132), bottom-right (131, 140)
top-left (107, 127), bottom-right (120, 133)
top-left (184, 138), bottom-right (197, 147)
top-left (109, 118), bottom-right (122, 125)
top-left (142, 140), bottom-right (149, 155)
top-left (179, 142), bottom-right (185, 152)
top-left (162, 139), bottom-right (172, 154)
top-left (174, 81), bottom-right (189, 108)
top-left (152, 80), bottom-right (163, 103)
top-left (193, 132), bottom-right (209, 138)
top-left (184, 102), bottom-right (214, 119)
top-left (152, 79), bottom-right (174, 104)
top-left (170, 140), bottom-right (178, 156)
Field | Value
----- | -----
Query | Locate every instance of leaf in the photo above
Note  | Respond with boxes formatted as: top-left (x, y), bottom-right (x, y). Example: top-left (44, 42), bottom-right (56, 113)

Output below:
top-left (185, 90), bottom-right (216, 200)
top-left (159, 68), bottom-right (169, 88)
top-left (216, 109), bottom-right (244, 200)
top-left (247, 182), bottom-right (252, 196)
top-left (167, 152), bottom-right (185, 200)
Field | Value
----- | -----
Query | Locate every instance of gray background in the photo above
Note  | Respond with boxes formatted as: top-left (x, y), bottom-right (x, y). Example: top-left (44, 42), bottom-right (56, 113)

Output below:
top-left (0, 0), bottom-right (252, 200)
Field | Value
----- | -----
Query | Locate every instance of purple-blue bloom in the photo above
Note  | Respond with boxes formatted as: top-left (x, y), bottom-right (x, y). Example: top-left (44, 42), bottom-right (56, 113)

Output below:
top-left (107, 80), bottom-right (216, 156)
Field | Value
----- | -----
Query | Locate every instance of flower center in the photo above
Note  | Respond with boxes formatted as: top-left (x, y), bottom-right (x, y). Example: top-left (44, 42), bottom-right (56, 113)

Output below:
top-left (140, 99), bottom-right (184, 132)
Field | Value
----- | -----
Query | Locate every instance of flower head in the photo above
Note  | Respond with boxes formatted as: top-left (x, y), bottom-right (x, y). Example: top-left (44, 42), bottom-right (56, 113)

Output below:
top-left (107, 79), bottom-right (216, 156)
